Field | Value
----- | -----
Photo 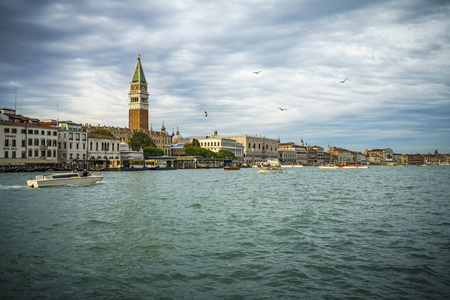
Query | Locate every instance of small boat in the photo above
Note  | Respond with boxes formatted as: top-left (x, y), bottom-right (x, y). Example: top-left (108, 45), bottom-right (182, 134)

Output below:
top-left (339, 162), bottom-right (369, 169)
top-left (259, 159), bottom-right (283, 173)
top-left (224, 165), bottom-right (240, 170)
top-left (319, 165), bottom-right (338, 169)
top-left (27, 172), bottom-right (104, 188)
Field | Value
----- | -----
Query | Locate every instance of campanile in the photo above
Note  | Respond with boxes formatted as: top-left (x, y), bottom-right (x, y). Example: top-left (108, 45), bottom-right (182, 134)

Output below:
top-left (128, 54), bottom-right (149, 131)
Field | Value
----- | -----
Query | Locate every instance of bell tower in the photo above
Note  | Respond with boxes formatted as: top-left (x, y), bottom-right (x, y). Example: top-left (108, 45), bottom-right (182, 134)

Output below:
top-left (128, 54), bottom-right (149, 131)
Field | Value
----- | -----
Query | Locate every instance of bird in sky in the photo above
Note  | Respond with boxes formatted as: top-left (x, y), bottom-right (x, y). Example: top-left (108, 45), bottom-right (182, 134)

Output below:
top-left (204, 111), bottom-right (209, 117)
top-left (340, 78), bottom-right (348, 83)
top-left (278, 107), bottom-right (288, 111)
top-left (254, 70), bottom-right (262, 74)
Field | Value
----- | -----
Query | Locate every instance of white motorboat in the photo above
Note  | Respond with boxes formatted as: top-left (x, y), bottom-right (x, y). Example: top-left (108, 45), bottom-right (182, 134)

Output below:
top-left (259, 159), bottom-right (284, 173)
top-left (27, 172), bottom-right (104, 188)
top-left (319, 165), bottom-right (338, 169)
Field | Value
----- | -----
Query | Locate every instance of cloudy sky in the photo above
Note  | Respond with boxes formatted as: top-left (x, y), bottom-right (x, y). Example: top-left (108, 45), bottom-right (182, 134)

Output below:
top-left (1, 0), bottom-right (449, 153)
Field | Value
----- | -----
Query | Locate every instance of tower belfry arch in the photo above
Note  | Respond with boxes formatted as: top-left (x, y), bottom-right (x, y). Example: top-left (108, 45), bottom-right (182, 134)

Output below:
top-left (128, 54), bottom-right (149, 131)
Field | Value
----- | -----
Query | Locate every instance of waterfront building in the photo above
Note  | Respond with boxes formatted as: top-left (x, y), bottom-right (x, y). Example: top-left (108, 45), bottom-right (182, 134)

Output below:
top-left (129, 54), bottom-right (149, 132)
top-left (393, 153), bottom-right (407, 165)
top-left (328, 146), bottom-right (354, 163)
top-left (305, 145), bottom-right (325, 165)
top-left (365, 148), bottom-right (394, 165)
top-left (42, 120), bottom-right (88, 169)
top-left (352, 151), bottom-right (368, 164)
top-left (87, 133), bottom-right (120, 169)
top-left (0, 109), bottom-right (58, 170)
top-left (197, 130), bottom-right (244, 159)
top-left (423, 150), bottom-right (448, 165)
top-left (170, 143), bottom-right (187, 156)
top-left (228, 134), bottom-right (278, 162)
top-left (278, 142), bottom-right (307, 165)
top-left (278, 149), bottom-right (297, 164)
top-left (405, 154), bottom-right (424, 165)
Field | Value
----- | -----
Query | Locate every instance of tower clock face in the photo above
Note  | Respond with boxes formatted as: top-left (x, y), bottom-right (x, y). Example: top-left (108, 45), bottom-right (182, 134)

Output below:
top-left (142, 87), bottom-right (145, 91)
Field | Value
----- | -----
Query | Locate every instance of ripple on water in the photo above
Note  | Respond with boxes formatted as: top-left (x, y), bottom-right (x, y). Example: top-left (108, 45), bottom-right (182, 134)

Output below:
top-left (1, 167), bottom-right (450, 299)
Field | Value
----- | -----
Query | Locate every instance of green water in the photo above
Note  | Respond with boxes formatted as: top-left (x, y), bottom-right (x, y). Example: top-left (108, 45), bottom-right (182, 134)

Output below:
top-left (1, 166), bottom-right (449, 299)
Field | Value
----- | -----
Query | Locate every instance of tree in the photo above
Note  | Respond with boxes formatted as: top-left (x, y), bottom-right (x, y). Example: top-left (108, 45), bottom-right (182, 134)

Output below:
top-left (129, 132), bottom-right (155, 151)
top-left (217, 150), bottom-right (236, 160)
top-left (90, 129), bottom-right (113, 137)
top-left (184, 145), bottom-right (216, 158)
top-left (143, 146), bottom-right (164, 158)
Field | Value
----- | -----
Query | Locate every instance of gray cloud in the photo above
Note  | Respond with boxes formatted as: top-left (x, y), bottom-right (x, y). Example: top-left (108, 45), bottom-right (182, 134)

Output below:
top-left (0, 0), bottom-right (449, 154)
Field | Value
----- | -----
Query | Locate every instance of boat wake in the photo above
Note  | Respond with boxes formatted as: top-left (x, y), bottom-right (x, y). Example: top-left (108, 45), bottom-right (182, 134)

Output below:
top-left (0, 185), bottom-right (28, 190)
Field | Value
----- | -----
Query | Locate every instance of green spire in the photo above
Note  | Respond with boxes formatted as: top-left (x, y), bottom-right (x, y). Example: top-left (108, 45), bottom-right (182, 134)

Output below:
top-left (131, 54), bottom-right (147, 83)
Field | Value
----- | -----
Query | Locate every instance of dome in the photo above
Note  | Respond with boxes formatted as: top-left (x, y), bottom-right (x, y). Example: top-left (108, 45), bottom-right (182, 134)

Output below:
top-left (119, 142), bottom-right (130, 152)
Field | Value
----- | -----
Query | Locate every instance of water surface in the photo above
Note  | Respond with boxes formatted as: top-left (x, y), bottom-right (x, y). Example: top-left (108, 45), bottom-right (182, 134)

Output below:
top-left (1, 166), bottom-right (449, 299)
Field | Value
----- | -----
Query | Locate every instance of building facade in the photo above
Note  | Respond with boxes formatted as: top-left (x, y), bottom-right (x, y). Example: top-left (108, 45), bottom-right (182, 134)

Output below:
top-left (42, 120), bottom-right (88, 169)
top-left (0, 109), bottom-right (58, 170)
top-left (198, 135), bottom-right (244, 159)
top-left (129, 54), bottom-right (149, 132)
top-left (227, 134), bottom-right (278, 162)
top-left (88, 133), bottom-right (121, 161)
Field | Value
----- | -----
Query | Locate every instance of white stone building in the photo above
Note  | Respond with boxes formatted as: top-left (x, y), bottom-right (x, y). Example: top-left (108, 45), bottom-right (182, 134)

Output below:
top-left (87, 133), bottom-right (121, 161)
top-left (228, 134), bottom-right (278, 162)
top-left (198, 136), bottom-right (244, 158)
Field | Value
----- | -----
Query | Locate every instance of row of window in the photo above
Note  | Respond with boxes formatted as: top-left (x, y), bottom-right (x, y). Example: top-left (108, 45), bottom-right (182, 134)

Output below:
top-left (4, 128), bottom-right (57, 136)
top-left (130, 97), bottom-right (147, 103)
top-left (248, 143), bottom-right (277, 151)
top-left (89, 142), bottom-right (121, 152)
top-left (201, 141), bottom-right (221, 147)
top-left (58, 142), bottom-right (86, 150)
top-left (4, 139), bottom-right (58, 147)
top-left (3, 150), bottom-right (57, 159)
top-left (58, 132), bottom-right (87, 141)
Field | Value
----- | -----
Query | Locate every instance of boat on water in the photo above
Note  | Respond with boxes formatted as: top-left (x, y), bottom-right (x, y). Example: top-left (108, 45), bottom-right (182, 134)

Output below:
top-left (224, 165), bottom-right (240, 170)
top-left (27, 172), bottom-right (104, 188)
top-left (319, 165), bottom-right (338, 169)
top-left (338, 162), bottom-right (369, 169)
top-left (259, 159), bottom-right (283, 173)
top-left (283, 165), bottom-right (304, 168)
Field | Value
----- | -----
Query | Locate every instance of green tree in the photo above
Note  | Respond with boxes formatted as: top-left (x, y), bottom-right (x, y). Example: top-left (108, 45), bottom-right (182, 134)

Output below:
top-left (185, 138), bottom-right (201, 148)
top-left (90, 129), bottom-right (113, 137)
top-left (184, 145), bottom-right (217, 158)
top-left (217, 150), bottom-right (236, 160)
top-left (129, 132), bottom-right (155, 151)
top-left (143, 146), bottom-right (164, 158)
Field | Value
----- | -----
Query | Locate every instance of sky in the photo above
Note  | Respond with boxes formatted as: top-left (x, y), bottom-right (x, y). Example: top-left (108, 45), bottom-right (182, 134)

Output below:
top-left (0, 0), bottom-right (449, 154)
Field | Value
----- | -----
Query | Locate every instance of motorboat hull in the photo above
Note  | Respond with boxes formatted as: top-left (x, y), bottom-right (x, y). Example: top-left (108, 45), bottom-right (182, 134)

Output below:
top-left (27, 173), bottom-right (104, 188)
top-left (259, 167), bottom-right (283, 173)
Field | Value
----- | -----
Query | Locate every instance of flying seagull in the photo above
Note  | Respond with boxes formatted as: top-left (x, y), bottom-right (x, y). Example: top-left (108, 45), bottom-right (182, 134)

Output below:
top-left (278, 107), bottom-right (288, 111)
top-left (254, 70), bottom-right (262, 74)
top-left (340, 78), bottom-right (348, 83)
top-left (204, 111), bottom-right (209, 117)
